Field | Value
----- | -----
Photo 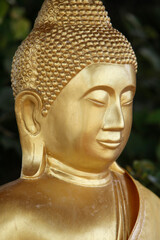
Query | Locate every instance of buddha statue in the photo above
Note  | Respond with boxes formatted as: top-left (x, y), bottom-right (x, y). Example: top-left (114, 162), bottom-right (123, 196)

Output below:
top-left (0, 0), bottom-right (160, 239)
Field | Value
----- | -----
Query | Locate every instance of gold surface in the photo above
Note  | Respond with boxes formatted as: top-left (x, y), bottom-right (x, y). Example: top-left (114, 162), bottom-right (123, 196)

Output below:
top-left (11, 0), bottom-right (137, 116)
top-left (0, 0), bottom-right (160, 239)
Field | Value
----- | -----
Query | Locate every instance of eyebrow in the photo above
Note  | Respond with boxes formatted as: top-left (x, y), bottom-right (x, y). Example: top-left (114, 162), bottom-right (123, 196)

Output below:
top-left (81, 84), bottom-right (136, 99)
top-left (121, 85), bottom-right (136, 95)
top-left (81, 85), bottom-right (115, 99)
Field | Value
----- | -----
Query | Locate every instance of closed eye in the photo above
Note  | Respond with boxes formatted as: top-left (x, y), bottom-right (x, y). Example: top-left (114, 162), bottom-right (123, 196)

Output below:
top-left (87, 98), bottom-right (106, 107)
top-left (121, 90), bottom-right (135, 106)
top-left (122, 100), bottom-right (133, 106)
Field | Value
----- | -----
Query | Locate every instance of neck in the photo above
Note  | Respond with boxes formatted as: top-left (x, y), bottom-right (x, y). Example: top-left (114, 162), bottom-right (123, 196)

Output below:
top-left (46, 155), bottom-right (112, 187)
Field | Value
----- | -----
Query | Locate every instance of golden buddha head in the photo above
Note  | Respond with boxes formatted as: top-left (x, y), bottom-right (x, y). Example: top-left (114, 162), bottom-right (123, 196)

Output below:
top-left (11, 0), bottom-right (137, 179)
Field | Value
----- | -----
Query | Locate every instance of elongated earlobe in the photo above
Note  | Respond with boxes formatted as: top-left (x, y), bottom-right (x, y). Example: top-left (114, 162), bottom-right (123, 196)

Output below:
top-left (15, 90), bottom-right (46, 178)
top-left (21, 139), bottom-right (46, 179)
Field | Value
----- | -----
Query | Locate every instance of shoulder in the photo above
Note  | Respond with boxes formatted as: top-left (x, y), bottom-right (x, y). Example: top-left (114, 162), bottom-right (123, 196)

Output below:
top-left (130, 179), bottom-right (160, 240)
top-left (0, 178), bottom-right (36, 205)
top-left (0, 179), bottom-right (24, 208)
top-left (115, 170), bottom-right (160, 239)
top-left (0, 178), bottom-right (51, 213)
top-left (0, 179), bottom-right (54, 240)
top-left (135, 179), bottom-right (160, 209)
top-left (0, 180), bottom-right (27, 239)
top-left (135, 180), bottom-right (160, 230)
top-left (0, 179), bottom-right (35, 222)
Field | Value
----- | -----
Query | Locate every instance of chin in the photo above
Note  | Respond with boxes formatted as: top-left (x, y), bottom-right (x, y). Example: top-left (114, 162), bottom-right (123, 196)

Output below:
top-left (88, 144), bottom-right (125, 164)
top-left (96, 151), bottom-right (119, 163)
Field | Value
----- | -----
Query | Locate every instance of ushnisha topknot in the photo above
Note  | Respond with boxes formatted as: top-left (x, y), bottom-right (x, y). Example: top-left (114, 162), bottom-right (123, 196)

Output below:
top-left (11, 0), bottom-right (137, 116)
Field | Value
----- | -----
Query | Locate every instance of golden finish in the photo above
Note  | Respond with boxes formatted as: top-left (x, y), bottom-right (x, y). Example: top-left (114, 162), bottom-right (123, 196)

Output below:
top-left (11, 0), bottom-right (137, 116)
top-left (0, 1), bottom-right (160, 240)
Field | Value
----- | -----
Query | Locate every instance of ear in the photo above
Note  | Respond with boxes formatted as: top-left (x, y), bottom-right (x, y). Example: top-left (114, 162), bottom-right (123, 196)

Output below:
top-left (15, 90), bottom-right (46, 178)
top-left (15, 90), bottom-right (43, 136)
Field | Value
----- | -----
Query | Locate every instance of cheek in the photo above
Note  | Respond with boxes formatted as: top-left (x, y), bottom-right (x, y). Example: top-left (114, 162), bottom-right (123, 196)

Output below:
top-left (74, 106), bottom-right (105, 153)
top-left (80, 105), bottom-right (106, 136)
top-left (123, 107), bottom-right (133, 140)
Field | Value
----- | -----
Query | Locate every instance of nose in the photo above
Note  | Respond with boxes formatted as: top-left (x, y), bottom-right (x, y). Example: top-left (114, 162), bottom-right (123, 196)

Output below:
top-left (102, 101), bottom-right (124, 131)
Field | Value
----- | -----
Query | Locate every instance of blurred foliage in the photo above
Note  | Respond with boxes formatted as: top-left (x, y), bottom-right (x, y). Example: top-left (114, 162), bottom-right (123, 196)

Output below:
top-left (0, 0), bottom-right (160, 196)
top-left (108, 0), bottom-right (160, 196)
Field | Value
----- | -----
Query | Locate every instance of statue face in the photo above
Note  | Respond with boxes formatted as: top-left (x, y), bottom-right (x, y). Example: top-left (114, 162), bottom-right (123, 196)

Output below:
top-left (43, 64), bottom-right (136, 173)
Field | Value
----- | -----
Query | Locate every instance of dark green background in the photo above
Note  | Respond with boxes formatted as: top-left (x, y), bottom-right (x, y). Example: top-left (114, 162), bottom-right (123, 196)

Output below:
top-left (0, 0), bottom-right (160, 196)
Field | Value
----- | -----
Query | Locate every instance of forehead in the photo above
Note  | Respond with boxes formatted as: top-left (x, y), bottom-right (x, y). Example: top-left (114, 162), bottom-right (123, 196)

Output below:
top-left (69, 63), bottom-right (136, 94)
top-left (54, 63), bottom-right (136, 103)
top-left (80, 63), bottom-right (136, 89)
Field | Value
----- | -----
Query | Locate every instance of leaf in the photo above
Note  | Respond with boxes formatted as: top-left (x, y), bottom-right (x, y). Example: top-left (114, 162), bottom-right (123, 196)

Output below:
top-left (0, 0), bottom-right (9, 24)
top-left (125, 132), bottom-right (154, 158)
top-left (10, 7), bottom-right (25, 19)
top-left (0, 87), bottom-right (14, 112)
top-left (0, 135), bottom-right (21, 153)
top-left (125, 13), bottom-right (142, 29)
top-left (156, 142), bottom-right (160, 161)
top-left (144, 26), bottom-right (159, 39)
top-left (139, 48), bottom-right (160, 71)
top-left (133, 110), bottom-right (148, 130)
top-left (124, 13), bottom-right (147, 39)
top-left (148, 175), bottom-right (160, 189)
top-left (10, 18), bottom-right (31, 40)
top-left (133, 159), bottom-right (155, 173)
top-left (6, 0), bottom-right (16, 4)
top-left (146, 109), bottom-right (160, 125)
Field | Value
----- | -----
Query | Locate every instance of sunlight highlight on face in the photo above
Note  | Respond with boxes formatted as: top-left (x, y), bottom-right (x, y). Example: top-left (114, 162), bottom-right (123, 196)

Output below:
top-left (43, 63), bottom-right (136, 173)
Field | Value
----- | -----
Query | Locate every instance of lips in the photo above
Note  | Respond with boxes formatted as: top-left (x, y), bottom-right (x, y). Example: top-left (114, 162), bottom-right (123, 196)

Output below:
top-left (97, 139), bottom-right (121, 149)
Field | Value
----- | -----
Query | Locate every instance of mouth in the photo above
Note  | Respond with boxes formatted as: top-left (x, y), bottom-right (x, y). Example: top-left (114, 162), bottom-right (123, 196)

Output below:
top-left (97, 140), bottom-right (121, 149)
